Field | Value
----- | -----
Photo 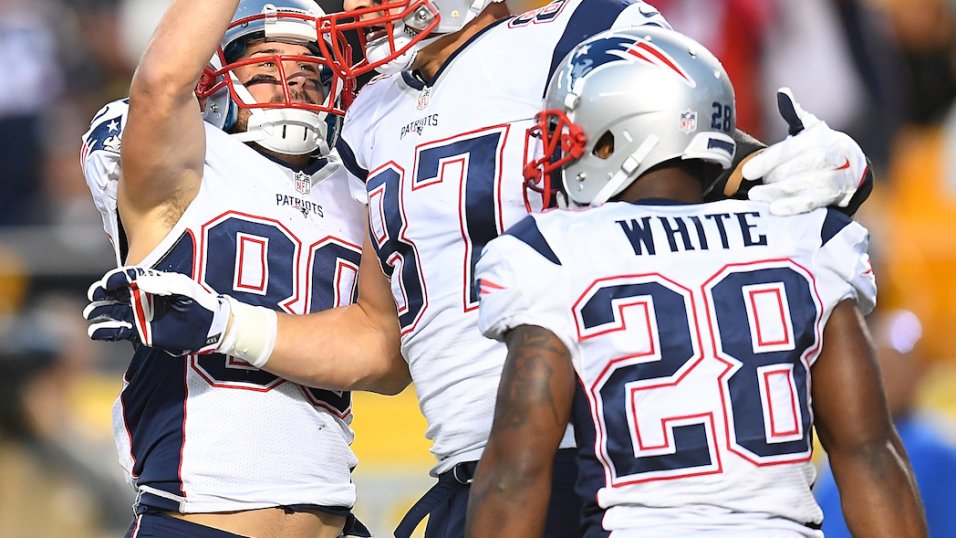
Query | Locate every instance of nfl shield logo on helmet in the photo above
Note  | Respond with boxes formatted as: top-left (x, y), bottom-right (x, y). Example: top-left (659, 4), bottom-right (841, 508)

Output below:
top-left (294, 171), bottom-right (311, 195)
top-left (679, 110), bottom-right (698, 133)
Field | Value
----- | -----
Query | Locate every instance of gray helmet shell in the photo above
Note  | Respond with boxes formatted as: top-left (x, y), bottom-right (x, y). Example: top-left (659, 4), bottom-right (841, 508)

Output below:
top-left (545, 26), bottom-right (737, 206)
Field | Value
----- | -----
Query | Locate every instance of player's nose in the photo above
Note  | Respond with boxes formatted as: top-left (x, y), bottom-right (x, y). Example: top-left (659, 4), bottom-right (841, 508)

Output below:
top-left (344, 0), bottom-right (390, 25)
top-left (344, 0), bottom-right (376, 12)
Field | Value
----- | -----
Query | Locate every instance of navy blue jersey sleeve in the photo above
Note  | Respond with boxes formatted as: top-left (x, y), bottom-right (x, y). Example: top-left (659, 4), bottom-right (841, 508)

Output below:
top-left (335, 137), bottom-right (369, 183)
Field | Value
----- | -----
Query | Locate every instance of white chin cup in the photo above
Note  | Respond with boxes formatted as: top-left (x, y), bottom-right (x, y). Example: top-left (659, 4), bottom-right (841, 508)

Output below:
top-left (365, 23), bottom-right (442, 75)
top-left (365, 26), bottom-right (417, 75)
top-left (237, 108), bottom-right (330, 156)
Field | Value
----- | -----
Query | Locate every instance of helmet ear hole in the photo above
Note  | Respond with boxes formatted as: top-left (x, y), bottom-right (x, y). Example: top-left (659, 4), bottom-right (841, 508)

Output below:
top-left (592, 131), bottom-right (614, 159)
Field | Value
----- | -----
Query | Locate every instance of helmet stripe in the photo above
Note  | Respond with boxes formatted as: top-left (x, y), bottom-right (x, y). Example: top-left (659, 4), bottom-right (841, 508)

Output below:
top-left (627, 41), bottom-right (695, 87)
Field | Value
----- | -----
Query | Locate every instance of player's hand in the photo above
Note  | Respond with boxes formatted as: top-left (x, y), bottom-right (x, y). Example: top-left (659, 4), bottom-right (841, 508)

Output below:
top-left (83, 267), bottom-right (232, 356)
top-left (743, 87), bottom-right (868, 215)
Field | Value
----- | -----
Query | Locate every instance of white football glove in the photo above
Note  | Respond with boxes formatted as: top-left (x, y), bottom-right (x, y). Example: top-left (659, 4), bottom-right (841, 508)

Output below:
top-left (743, 88), bottom-right (868, 215)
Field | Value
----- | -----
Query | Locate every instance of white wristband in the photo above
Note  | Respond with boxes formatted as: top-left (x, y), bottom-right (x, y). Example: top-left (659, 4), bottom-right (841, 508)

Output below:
top-left (217, 296), bottom-right (278, 369)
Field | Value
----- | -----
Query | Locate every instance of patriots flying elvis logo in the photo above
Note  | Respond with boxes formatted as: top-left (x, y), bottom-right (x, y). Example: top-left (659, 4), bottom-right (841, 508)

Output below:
top-left (567, 34), bottom-right (696, 88)
top-left (81, 116), bottom-right (123, 163)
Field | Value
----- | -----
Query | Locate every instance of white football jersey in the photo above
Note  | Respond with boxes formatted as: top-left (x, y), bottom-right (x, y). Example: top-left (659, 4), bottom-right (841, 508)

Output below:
top-left (339, 0), bottom-right (671, 474)
top-left (477, 199), bottom-right (876, 537)
top-left (81, 101), bottom-right (367, 513)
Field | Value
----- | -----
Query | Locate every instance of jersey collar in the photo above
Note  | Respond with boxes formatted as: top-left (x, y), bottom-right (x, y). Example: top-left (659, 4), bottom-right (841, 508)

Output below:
top-left (400, 16), bottom-right (511, 89)
top-left (629, 198), bottom-right (701, 206)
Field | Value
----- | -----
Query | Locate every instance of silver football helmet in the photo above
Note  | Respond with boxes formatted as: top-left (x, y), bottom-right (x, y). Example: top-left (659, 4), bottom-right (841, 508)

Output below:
top-left (327, 0), bottom-right (500, 75)
top-left (196, 0), bottom-right (355, 156)
top-left (524, 26), bottom-right (737, 208)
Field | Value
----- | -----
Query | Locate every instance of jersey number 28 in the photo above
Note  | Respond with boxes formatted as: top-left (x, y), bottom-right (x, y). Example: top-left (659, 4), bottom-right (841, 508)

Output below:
top-left (575, 260), bottom-right (820, 486)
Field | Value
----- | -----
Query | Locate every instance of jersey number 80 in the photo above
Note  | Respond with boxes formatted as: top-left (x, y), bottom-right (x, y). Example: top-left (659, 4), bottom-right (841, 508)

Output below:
top-left (192, 212), bottom-right (361, 417)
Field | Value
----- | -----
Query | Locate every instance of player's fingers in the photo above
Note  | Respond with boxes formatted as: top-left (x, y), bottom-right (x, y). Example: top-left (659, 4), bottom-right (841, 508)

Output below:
top-left (88, 319), bottom-right (135, 342)
top-left (102, 266), bottom-right (137, 290)
top-left (767, 189), bottom-right (840, 216)
top-left (743, 138), bottom-right (836, 183)
top-left (88, 279), bottom-right (105, 302)
top-left (135, 270), bottom-right (194, 296)
top-left (89, 279), bottom-right (131, 302)
top-left (758, 153), bottom-right (845, 186)
top-left (83, 300), bottom-right (129, 322)
top-left (776, 87), bottom-right (822, 135)
top-left (747, 183), bottom-right (789, 204)
top-left (135, 271), bottom-right (222, 312)
top-left (748, 169), bottom-right (832, 201)
top-left (741, 144), bottom-right (797, 181)
top-left (89, 268), bottom-right (126, 301)
top-left (742, 127), bottom-right (832, 182)
top-left (776, 88), bottom-right (804, 136)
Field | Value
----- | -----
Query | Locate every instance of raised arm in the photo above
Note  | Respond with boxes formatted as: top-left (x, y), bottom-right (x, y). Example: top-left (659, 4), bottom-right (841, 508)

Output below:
top-left (465, 325), bottom-right (576, 538)
top-left (812, 300), bottom-right (927, 537)
top-left (119, 0), bottom-right (239, 262)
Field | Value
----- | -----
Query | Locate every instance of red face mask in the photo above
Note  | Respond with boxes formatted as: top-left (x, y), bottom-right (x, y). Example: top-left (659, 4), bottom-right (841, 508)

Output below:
top-left (522, 109), bottom-right (586, 212)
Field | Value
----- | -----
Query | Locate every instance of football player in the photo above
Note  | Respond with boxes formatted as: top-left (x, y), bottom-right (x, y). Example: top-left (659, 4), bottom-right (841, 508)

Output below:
top-left (79, 0), bottom-right (395, 536)
top-left (86, 1), bottom-right (877, 537)
top-left (466, 26), bottom-right (926, 538)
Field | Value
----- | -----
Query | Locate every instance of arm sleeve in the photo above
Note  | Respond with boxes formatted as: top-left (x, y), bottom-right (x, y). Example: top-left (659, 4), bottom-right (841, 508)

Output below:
top-left (814, 210), bottom-right (877, 314)
top-left (337, 84), bottom-right (378, 183)
top-left (335, 136), bottom-right (369, 184)
top-left (343, 164), bottom-right (369, 205)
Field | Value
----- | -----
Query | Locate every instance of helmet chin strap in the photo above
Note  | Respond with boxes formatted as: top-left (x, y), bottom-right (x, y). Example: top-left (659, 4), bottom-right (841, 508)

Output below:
top-left (229, 80), bottom-right (330, 156)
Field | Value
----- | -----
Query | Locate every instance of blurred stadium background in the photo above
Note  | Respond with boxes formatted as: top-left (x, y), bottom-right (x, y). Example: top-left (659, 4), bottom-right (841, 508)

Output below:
top-left (1, 0), bottom-right (954, 536)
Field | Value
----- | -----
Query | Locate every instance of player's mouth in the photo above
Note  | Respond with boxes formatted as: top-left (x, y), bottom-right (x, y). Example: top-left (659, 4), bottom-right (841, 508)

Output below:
top-left (365, 26), bottom-right (388, 44)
